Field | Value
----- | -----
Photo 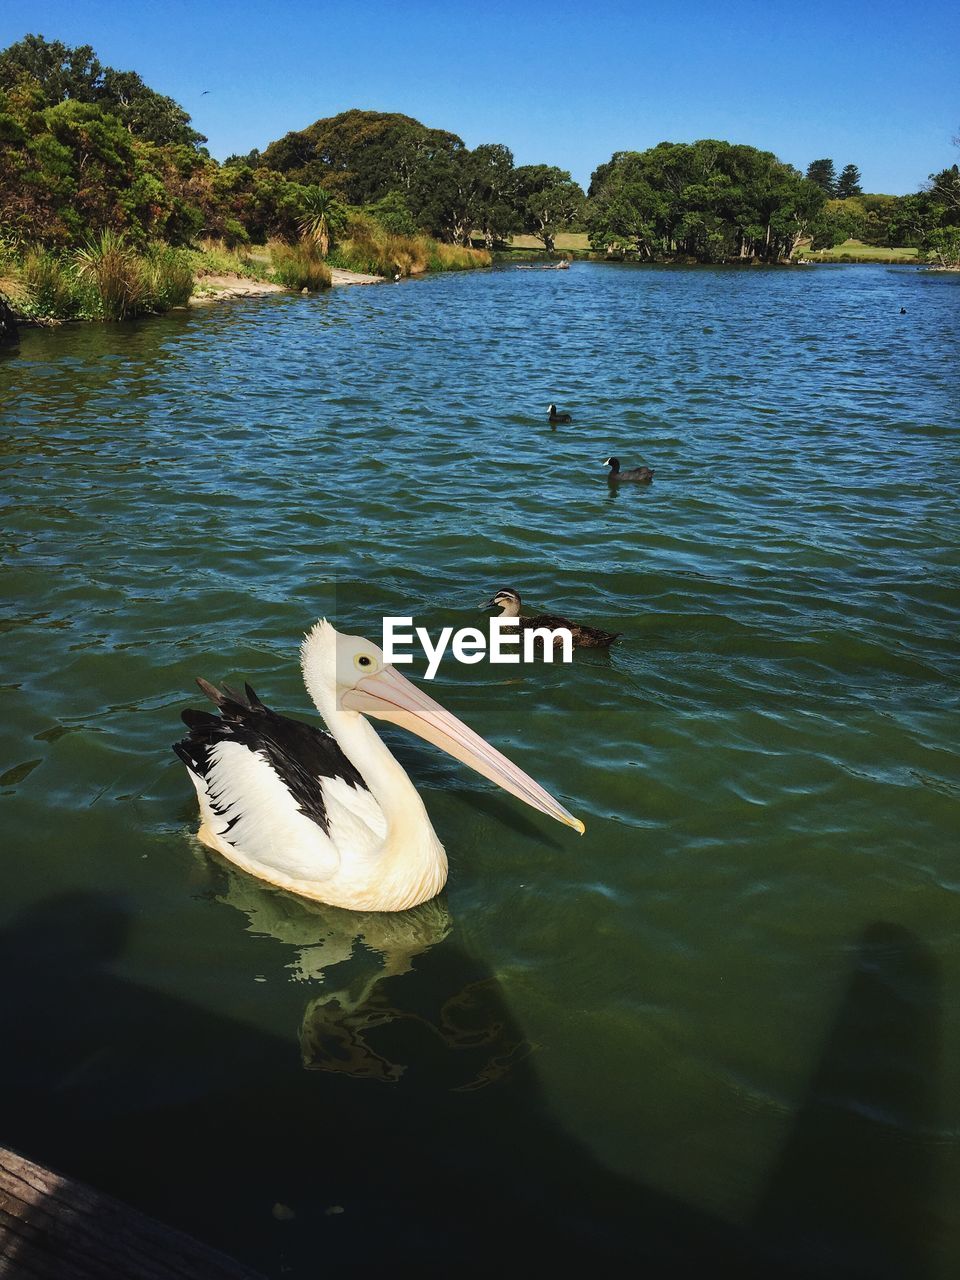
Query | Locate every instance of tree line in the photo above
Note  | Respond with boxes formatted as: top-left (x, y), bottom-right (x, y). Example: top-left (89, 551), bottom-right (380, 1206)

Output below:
top-left (1, 33), bottom-right (957, 267)
top-left (0, 36), bottom-right (586, 255)
top-left (234, 110), bottom-right (587, 253)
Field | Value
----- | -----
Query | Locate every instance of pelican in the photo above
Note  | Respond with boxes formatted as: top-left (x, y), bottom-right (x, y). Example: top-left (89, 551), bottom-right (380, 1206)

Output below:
top-left (604, 455), bottom-right (654, 483)
top-left (483, 588), bottom-right (621, 648)
top-left (548, 403), bottom-right (572, 423)
top-left (174, 620), bottom-right (584, 912)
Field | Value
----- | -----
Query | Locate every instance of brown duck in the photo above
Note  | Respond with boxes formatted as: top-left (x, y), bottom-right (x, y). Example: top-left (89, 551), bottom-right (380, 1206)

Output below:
top-left (482, 588), bottom-right (621, 648)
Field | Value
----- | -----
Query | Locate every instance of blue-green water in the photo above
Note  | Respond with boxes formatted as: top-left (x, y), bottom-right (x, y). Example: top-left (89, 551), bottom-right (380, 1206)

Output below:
top-left (1, 262), bottom-right (958, 1277)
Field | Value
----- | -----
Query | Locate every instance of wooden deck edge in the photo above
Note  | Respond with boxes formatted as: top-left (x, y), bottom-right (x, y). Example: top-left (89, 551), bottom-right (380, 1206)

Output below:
top-left (0, 1146), bottom-right (265, 1280)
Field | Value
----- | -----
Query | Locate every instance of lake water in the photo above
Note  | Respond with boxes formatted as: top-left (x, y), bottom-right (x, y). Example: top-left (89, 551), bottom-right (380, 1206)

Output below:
top-left (1, 261), bottom-right (958, 1277)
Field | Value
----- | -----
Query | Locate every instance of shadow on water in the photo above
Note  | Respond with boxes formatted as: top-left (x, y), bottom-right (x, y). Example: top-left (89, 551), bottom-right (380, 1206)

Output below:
top-left (754, 922), bottom-right (942, 1280)
top-left (0, 897), bottom-right (942, 1279)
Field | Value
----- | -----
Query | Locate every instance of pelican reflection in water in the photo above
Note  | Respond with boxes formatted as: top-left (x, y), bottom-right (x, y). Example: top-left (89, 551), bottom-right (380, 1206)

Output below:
top-left (204, 853), bottom-right (534, 1087)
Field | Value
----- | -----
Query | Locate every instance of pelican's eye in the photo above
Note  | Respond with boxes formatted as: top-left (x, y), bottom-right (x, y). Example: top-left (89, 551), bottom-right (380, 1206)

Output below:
top-left (354, 653), bottom-right (375, 672)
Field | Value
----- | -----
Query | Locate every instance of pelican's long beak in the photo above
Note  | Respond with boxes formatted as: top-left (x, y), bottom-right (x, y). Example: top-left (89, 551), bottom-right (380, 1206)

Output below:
top-left (342, 666), bottom-right (585, 834)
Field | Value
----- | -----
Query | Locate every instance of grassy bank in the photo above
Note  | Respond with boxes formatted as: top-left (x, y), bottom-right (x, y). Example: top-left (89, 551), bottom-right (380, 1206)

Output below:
top-left (795, 238), bottom-right (920, 263)
top-left (495, 231), bottom-right (593, 260)
top-left (0, 235), bottom-right (337, 322)
top-left (329, 214), bottom-right (491, 277)
top-left (1, 234), bottom-right (196, 322)
top-left (1, 220), bottom-right (494, 323)
top-left (500, 232), bottom-right (922, 265)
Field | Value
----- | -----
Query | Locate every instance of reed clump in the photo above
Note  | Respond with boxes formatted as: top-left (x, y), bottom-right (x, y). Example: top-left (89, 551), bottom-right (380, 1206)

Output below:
top-left (74, 230), bottom-right (147, 320)
top-left (429, 241), bottom-right (492, 271)
top-left (268, 238), bottom-right (333, 291)
top-left (6, 235), bottom-right (196, 321)
top-left (142, 245), bottom-right (195, 310)
top-left (18, 248), bottom-right (96, 320)
top-left (329, 214), bottom-right (491, 278)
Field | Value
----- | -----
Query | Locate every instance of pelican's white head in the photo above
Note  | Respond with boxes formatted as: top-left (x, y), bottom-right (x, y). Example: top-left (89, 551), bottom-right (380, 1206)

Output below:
top-left (300, 618), bottom-right (584, 834)
top-left (301, 618), bottom-right (386, 720)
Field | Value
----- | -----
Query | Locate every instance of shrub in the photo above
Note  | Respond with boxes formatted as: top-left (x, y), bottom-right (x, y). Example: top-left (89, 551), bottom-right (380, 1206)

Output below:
top-left (12, 239), bottom-right (195, 321)
top-left (189, 237), bottom-right (262, 278)
top-left (365, 191), bottom-right (417, 237)
top-left (430, 242), bottom-right (492, 271)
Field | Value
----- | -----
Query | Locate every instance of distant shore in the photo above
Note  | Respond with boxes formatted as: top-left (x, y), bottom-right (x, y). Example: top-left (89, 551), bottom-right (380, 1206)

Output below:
top-left (498, 232), bottom-right (927, 267)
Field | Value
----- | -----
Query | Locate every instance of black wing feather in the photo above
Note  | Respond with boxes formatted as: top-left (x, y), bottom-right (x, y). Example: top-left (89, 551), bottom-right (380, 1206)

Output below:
top-left (173, 680), bottom-right (368, 837)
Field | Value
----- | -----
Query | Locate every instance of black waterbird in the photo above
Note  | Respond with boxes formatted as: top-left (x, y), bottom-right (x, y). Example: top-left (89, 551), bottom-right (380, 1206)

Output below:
top-left (604, 456), bottom-right (654, 484)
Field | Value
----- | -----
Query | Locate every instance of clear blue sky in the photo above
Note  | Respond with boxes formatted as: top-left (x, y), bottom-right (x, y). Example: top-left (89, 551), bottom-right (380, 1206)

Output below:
top-left (4, 0), bottom-right (957, 193)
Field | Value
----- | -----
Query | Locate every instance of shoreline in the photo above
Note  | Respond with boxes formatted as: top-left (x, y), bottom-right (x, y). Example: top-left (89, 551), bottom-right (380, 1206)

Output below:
top-left (7, 265), bottom-right (390, 329)
top-left (189, 267), bottom-right (385, 305)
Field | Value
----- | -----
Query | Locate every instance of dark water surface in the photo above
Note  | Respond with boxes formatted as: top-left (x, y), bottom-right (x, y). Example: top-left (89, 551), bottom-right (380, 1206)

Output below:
top-left (1, 262), bottom-right (958, 1276)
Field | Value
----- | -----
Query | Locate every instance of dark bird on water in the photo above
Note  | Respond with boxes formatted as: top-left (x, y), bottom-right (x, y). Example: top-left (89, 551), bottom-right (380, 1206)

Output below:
top-left (548, 403), bottom-right (572, 423)
top-left (899, 307), bottom-right (907, 314)
top-left (482, 588), bottom-right (621, 648)
top-left (604, 455), bottom-right (654, 484)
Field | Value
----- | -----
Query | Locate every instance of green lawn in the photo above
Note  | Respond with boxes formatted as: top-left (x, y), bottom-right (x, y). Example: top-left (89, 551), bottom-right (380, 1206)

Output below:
top-left (505, 232), bottom-right (591, 251)
top-left (796, 239), bottom-right (919, 262)
top-left (503, 234), bottom-right (919, 263)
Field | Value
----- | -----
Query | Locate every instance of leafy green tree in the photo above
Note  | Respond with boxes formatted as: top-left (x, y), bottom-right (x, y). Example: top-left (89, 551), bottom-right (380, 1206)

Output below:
top-left (928, 163), bottom-right (960, 217)
top-left (925, 224), bottom-right (960, 265)
top-left (921, 157), bottom-right (960, 264)
top-left (587, 141), bottom-right (824, 262)
top-left (469, 143), bottom-right (519, 247)
top-left (406, 142), bottom-right (522, 245)
top-left (224, 148), bottom-right (262, 168)
top-left (407, 146), bottom-right (474, 243)
top-left (513, 165), bottom-right (584, 252)
top-left (364, 190), bottom-right (417, 236)
top-left (883, 192), bottom-right (934, 248)
top-left (99, 68), bottom-right (203, 148)
top-left (0, 34), bottom-right (103, 102)
top-left (261, 109), bottom-right (464, 207)
top-left (805, 158), bottom-right (837, 195)
top-left (0, 92), bottom-right (149, 243)
top-left (835, 164), bottom-right (862, 198)
top-left (0, 34), bottom-right (204, 147)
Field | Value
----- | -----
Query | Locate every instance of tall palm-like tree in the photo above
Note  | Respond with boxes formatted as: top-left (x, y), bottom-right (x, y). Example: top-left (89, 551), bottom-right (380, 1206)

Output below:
top-left (298, 187), bottom-right (346, 257)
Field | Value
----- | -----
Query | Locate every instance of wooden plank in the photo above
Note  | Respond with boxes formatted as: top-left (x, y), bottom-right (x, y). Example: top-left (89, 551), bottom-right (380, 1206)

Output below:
top-left (0, 1146), bottom-right (265, 1280)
